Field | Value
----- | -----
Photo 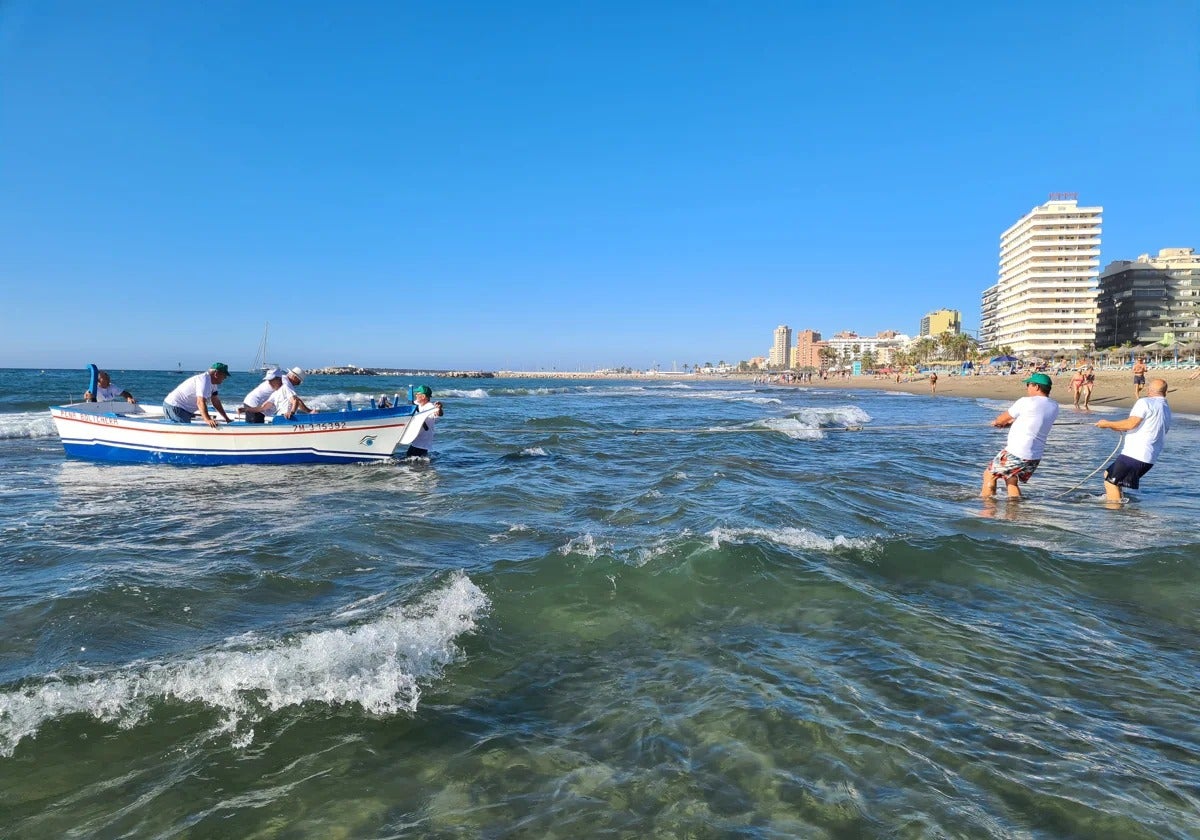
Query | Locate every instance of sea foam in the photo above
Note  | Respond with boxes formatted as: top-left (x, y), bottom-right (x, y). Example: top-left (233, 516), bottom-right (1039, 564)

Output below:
top-left (0, 412), bottom-right (57, 440)
top-left (708, 526), bottom-right (874, 552)
top-left (0, 572), bottom-right (489, 756)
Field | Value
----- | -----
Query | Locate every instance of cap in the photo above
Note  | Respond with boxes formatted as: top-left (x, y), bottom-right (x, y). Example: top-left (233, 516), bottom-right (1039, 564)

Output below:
top-left (210, 362), bottom-right (230, 376)
top-left (264, 367), bottom-right (284, 381)
top-left (414, 385), bottom-right (432, 397)
top-left (1022, 372), bottom-right (1052, 390)
top-left (287, 366), bottom-right (304, 383)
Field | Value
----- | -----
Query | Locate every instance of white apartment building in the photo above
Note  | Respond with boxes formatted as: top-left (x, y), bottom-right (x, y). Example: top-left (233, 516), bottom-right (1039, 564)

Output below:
top-left (769, 325), bottom-right (793, 368)
top-left (989, 197), bottom-right (1102, 355)
top-left (978, 284), bottom-right (999, 349)
top-left (823, 330), bottom-right (912, 364)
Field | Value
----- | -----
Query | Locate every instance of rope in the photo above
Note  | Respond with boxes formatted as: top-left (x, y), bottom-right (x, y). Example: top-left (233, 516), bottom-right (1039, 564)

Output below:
top-left (1052, 433), bottom-right (1124, 499)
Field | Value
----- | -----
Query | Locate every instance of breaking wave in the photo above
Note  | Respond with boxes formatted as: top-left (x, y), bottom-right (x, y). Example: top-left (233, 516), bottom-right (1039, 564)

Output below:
top-left (0, 572), bottom-right (489, 756)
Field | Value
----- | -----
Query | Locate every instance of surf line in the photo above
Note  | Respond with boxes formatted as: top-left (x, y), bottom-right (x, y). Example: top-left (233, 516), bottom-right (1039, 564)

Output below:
top-left (474, 421), bottom-right (1101, 435)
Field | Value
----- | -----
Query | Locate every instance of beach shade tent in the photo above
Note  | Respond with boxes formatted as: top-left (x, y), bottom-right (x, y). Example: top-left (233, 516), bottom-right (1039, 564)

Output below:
top-left (989, 354), bottom-right (1019, 364)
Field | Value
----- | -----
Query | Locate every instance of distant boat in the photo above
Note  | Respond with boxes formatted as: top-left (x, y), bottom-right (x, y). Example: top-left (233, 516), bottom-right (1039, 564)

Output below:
top-left (251, 322), bottom-right (278, 373)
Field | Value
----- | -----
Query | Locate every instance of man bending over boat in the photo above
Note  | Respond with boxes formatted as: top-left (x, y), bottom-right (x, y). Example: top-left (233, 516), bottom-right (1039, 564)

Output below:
top-left (405, 385), bottom-right (443, 458)
top-left (239, 368), bottom-right (284, 423)
top-left (85, 370), bottom-right (136, 404)
top-left (268, 367), bottom-right (317, 419)
top-left (163, 363), bottom-right (233, 428)
top-left (980, 373), bottom-right (1059, 499)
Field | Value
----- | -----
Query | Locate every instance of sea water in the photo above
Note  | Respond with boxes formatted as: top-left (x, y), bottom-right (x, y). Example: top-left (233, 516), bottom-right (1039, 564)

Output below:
top-left (0, 368), bottom-right (1197, 838)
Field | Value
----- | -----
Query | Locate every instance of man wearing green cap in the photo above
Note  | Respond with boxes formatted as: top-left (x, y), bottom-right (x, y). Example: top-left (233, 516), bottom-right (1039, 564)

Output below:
top-left (405, 385), bottom-right (444, 458)
top-left (981, 372), bottom-right (1059, 499)
top-left (163, 363), bottom-right (233, 428)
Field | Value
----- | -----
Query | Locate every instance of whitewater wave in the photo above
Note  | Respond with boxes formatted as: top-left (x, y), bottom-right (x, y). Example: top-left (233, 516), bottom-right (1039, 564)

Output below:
top-left (0, 411), bottom-right (57, 440)
top-left (753, 405), bottom-right (872, 439)
top-left (708, 526), bottom-right (874, 552)
top-left (0, 572), bottom-right (489, 757)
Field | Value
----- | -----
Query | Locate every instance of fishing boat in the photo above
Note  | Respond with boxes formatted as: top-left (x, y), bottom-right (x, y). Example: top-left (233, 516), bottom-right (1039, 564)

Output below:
top-left (49, 399), bottom-right (430, 465)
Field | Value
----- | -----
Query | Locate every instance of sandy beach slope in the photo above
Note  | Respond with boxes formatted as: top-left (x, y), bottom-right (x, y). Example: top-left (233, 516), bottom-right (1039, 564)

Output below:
top-left (787, 369), bottom-right (1200, 415)
top-left (498, 369), bottom-right (1200, 414)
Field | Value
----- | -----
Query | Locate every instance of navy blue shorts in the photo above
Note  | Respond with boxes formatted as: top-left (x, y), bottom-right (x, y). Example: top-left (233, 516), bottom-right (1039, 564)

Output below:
top-left (163, 403), bottom-right (196, 423)
top-left (1105, 454), bottom-right (1153, 489)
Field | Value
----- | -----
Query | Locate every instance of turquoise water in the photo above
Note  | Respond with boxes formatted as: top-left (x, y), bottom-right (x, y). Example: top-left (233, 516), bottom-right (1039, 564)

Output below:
top-left (1, 368), bottom-right (1197, 837)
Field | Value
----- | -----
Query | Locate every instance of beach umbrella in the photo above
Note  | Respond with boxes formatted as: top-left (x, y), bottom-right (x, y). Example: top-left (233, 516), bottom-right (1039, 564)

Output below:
top-left (989, 354), bottom-right (1019, 364)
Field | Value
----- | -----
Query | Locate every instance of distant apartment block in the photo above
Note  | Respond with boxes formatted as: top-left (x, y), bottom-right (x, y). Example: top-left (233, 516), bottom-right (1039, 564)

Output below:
top-left (1096, 248), bottom-right (1200, 347)
top-left (769, 325), bottom-right (793, 368)
top-left (793, 330), bottom-right (823, 370)
top-left (979, 284), bottom-right (999, 349)
top-left (920, 309), bottom-right (961, 337)
top-left (989, 196), bottom-right (1102, 356)
top-left (824, 330), bottom-right (910, 364)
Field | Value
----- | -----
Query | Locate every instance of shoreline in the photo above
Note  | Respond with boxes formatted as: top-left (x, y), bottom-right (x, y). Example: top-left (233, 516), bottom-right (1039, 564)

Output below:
top-left (496, 369), bottom-right (1200, 415)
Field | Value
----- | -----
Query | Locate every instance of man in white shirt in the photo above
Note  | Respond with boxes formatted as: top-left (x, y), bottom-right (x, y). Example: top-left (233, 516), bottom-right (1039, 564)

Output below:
top-left (269, 367), bottom-right (316, 420)
top-left (84, 370), bottom-right (135, 404)
top-left (981, 373), bottom-right (1060, 499)
top-left (239, 368), bottom-right (284, 423)
top-left (405, 385), bottom-right (444, 458)
top-left (163, 363), bottom-right (232, 428)
top-left (1096, 378), bottom-right (1171, 502)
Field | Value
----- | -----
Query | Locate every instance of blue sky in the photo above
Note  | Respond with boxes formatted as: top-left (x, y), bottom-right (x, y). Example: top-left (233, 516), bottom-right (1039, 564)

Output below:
top-left (2, 1), bottom-right (1197, 371)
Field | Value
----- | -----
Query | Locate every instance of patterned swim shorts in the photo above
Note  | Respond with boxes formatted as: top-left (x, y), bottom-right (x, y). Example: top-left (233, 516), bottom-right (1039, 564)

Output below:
top-left (988, 449), bottom-right (1040, 483)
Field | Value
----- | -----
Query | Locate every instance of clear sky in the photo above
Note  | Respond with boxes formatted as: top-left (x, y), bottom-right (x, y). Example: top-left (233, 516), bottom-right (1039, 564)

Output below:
top-left (2, 1), bottom-right (1197, 371)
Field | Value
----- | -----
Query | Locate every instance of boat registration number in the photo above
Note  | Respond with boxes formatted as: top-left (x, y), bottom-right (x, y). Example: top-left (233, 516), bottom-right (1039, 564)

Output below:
top-left (292, 421), bottom-right (347, 432)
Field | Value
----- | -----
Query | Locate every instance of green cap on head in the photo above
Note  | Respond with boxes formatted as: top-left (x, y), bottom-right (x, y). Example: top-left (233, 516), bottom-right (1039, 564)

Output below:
top-left (414, 385), bottom-right (432, 397)
top-left (210, 362), bottom-right (230, 375)
top-left (1022, 372), bottom-right (1052, 390)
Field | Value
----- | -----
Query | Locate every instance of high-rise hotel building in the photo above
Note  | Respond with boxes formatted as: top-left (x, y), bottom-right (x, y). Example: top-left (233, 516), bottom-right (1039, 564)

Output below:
top-left (986, 197), bottom-right (1102, 355)
top-left (769, 325), bottom-right (793, 368)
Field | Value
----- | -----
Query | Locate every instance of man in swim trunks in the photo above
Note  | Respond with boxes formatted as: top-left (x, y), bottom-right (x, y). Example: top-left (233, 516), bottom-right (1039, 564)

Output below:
top-left (1075, 367), bottom-right (1094, 408)
top-left (1096, 378), bottom-right (1170, 503)
top-left (1132, 357), bottom-right (1147, 399)
top-left (981, 372), bottom-right (1060, 499)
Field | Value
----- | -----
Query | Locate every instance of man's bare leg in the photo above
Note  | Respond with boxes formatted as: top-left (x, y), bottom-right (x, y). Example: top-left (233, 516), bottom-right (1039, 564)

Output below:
top-left (1103, 478), bottom-right (1123, 503)
top-left (1004, 476), bottom-right (1022, 499)
top-left (981, 469), bottom-right (998, 499)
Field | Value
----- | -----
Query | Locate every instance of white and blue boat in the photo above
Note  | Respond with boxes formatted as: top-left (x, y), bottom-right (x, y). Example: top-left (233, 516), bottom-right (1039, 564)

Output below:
top-left (49, 400), bottom-right (429, 465)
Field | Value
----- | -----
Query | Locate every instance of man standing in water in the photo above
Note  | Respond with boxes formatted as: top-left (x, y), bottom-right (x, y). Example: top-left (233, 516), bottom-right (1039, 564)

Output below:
top-left (405, 385), bottom-right (444, 458)
top-left (1095, 378), bottom-right (1171, 503)
top-left (980, 373), bottom-right (1059, 499)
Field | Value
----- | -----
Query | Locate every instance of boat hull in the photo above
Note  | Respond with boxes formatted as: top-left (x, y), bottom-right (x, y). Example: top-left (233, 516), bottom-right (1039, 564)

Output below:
top-left (50, 403), bottom-right (424, 465)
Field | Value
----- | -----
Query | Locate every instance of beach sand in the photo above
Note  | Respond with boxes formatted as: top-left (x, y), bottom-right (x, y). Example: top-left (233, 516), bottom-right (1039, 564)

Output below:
top-left (496, 368), bottom-right (1200, 414)
top-left (794, 369), bottom-right (1200, 415)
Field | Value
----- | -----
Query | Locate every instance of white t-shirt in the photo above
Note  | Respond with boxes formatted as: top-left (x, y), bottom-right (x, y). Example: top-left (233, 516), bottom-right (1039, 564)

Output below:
top-left (1121, 396), bottom-right (1171, 464)
top-left (164, 372), bottom-right (215, 410)
top-left (268, 379), bottom-right (299, 414)
top-left (95, 383), bottom-right (125, 401)
top-left (409, 404), bottom-right (439, 450)
top-left (242, 380), bottom-right (278, 412)
top-left (1004, 395), bottom-right (1059, 460)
